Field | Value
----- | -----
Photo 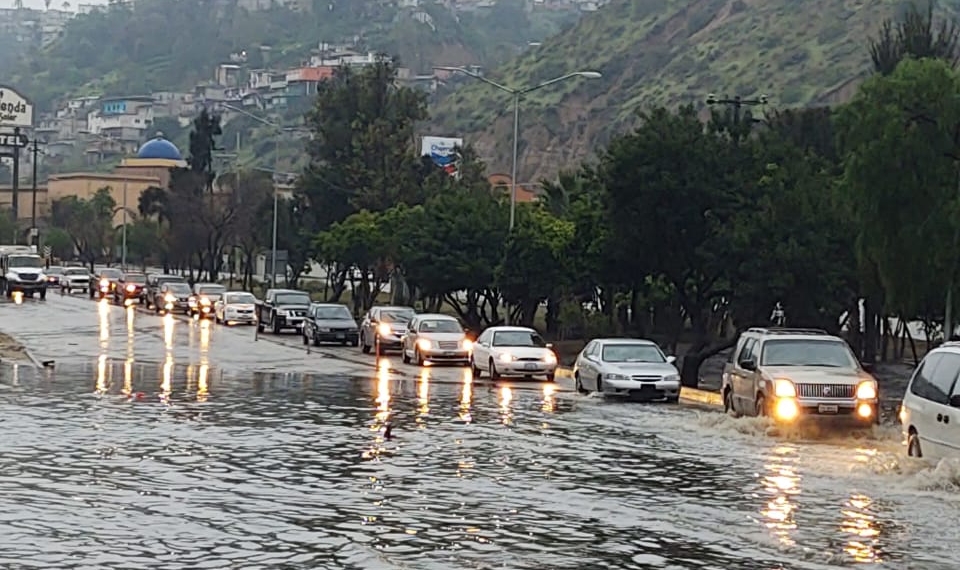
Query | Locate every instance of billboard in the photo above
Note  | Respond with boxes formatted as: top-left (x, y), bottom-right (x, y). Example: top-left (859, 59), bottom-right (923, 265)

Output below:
top-left (421, 136), bottom-right (463, 176)
top-left (0, 86), bottom-right (33, 128)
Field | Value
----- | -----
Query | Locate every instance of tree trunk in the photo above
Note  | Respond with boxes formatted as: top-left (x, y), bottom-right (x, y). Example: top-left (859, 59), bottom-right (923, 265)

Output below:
top-left (545, 296), bottom-right (559, 335)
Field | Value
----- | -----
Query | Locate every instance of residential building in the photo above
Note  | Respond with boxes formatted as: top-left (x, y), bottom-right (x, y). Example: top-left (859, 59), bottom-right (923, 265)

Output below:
top-left (86, 96), bottom-right (155, 144)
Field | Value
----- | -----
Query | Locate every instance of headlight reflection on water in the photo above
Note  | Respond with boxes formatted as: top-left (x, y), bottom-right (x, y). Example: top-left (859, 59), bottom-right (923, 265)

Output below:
top-left (459, 369), bottom-right (472, 423)
top-left (95, 354), bottom-right (108, 394)
top-left (500, 385), bottom-right (513, 425)
top-left (841, 494), bottom-right (882, 563)
top-left (98, 298), bottom-right (110, 344)
top-left (363, 364), bottom-right (392, 461)
top-left (163, 313), bottom-right (175, 350)
top-left (760, 445), bottom-right (801, 547)
top-left (416, 369), bottom-right (430, 426)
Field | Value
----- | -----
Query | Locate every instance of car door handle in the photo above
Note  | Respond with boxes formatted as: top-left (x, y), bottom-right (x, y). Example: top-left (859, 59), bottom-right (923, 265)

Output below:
top-left (945, 415), bottom-right (951, 424)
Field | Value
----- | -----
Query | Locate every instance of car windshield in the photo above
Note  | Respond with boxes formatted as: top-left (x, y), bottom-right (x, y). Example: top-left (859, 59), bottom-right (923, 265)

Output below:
top-left (276, 293), bottom-right (311, 306)
top-left (46, 266), bottom-right (64, 274)
top-left (167, 283), bottom-right (191, 295)
top-left (381, 309), bottom-right (415, 323)
top-left (100, 269), bottom-right (122, 279)
top-left (8, 256), bottom-right (42, 268)
top-left (760, 339), bottom-right (857, 368)
top-left (225, 292), bottom-right (257, 304)
top-left (158, 277), bottom-right (184, 285)
top-left (315, 306), bottom-right (353, 319)
top-left (419, 319), bottom-right (462, 333)
top-left (493, 330), bottom-right (546, 347)
top-left (197, 285), bottom-right (226, 296)
top-left (124, 274), bottom-right (146, 283)
top-left (64, 268), bottom-right (88, 276)
top-left (602, 344), bottom-right (665, 363)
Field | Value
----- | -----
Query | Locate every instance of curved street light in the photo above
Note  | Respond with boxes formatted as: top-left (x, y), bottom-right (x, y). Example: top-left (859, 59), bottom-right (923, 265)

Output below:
top-left (436, 67), bottom-right (602, 230)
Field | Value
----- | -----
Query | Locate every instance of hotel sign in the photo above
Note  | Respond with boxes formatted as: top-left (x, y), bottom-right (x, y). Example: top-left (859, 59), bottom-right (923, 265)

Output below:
top-left (0, 86), bottom-right (33, 128)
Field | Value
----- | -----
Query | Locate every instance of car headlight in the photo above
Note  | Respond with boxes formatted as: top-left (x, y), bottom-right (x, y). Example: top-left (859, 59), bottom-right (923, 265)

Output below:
top-left (664, 374), bottom-right (680, 382)
top-left (604, 373), bottom-right (629, 381)
top-left (99, 278), bottom-right (110, 287)
top-left (417, 338), bottom-right (432, 350)
top-left (188, 297), bottom-right (198, 306)
top-left (461, 339), bottom-right (473, 351)
top-left (164, 294), bottom-right (175, 303)
top-left (498, 352), bottom-right (515, 363)
top-left (773, 378), bottom-right (796, 398)
top-left (377, 323), bottom-right (392, 336)
top-left (125, 284), bottom-right (136, 292)
top-left (200, 297), bottom-right (211, 306)
top-left (276, 309), bottom-right (288, 316)
top-left (856, 380), bottom-right (878, 400)
top-left (6, 273), bottom-right (19, 281)
top-left (543, 352), bottom-right (557, 364)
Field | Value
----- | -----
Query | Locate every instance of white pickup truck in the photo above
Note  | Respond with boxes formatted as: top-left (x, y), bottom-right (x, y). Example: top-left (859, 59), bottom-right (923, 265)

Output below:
top-left (0, 245), bottom-right (47, 300)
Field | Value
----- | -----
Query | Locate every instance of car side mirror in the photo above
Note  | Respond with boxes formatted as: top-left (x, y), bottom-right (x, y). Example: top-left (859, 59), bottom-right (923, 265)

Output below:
top-left (862, 362), bottom-right (875, 373)
top-left (740, 358), bottom-right (757, 371)
top-left (666, 355), bottom-right (677, 364)
top-left (546, 343), bottom-right (554, 349)
top-left (951, 394), bottom-right (960, 408)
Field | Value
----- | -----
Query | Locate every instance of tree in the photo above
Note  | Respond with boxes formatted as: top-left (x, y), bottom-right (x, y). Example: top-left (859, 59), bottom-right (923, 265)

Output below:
top-left (221, 170), bottom-right (272, 290)
top-left (869, 3), bottom-right (960, 76)
top-left (0, 209), bottom-right (15, 245)
top-left (50, 188), bottom-right (116, 269)
top-left (838, 57), bottom-right (960, 329)
top-left (42, 227), bottom-right (73, 261)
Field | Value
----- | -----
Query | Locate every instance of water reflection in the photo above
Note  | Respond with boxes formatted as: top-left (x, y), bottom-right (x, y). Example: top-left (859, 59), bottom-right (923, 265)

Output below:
top-left (460, 370), bottom-right (472, 423)
top-left (500, 385), bottom-right (513, 425)
top-left (126, 305), bottom-right (135, 337)
top-left (417, 369), bottom-right (430, 426)
top-left (163, 313), bottom-right (174, 350)
top-left (841, 493), bottom-right (882, 563)
top-left (11, 290), bottom-right (22, 304)
top-left (197, 364), bottom-right (209, 402)
top-left (199, 319), bottom-right (211, 354)
top-left (759, 445), bottom-right (801, 547)
top-left (161, 355), bottom-right (173, 399)
top-left (542, 383), bottom-right (556, 413)
top-left (122, 358), bottom-right (133, 396)
top-left (95, 354), bottom-right (107, 394)
top-left (98, 298), bottom-right (110, 345)
top-left (363, 365), bottom-right (392, 460)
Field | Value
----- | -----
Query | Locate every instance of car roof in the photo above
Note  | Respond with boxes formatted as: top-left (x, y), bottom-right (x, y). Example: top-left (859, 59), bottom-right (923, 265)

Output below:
top-left (488, 326), bottom-right (537, 332)
top-left (593, 338), bottom-right (658, 345)
top-left (269, 288), bottom-right (306, 294)
top-left (311, 302), bottom-right (348, 307)
top-left (195, 282), bottom-right (224, 287)
top-left (376, 305), bottom-right (415, 311)
top-left (416, 313), bottom-right (457, 320)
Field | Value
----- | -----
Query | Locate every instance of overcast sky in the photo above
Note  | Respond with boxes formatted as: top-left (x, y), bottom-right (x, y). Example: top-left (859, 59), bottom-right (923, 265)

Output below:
top-left (0, 0), bottom-right (106, 9)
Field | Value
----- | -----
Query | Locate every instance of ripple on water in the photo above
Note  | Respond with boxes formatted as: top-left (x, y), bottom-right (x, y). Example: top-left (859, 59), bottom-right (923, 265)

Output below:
top-left (0, 360), bottom-right (959, 569)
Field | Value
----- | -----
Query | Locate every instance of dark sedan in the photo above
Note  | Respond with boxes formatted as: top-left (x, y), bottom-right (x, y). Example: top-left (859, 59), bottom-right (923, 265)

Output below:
top-left (302, 303), bottom-right (360, 346)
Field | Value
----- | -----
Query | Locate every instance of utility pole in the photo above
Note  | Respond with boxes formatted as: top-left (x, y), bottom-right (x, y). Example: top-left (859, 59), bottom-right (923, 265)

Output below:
top-left (11, 126), bottom-right (20, 243)
top-left (30, 137), bottom-right (39, 247)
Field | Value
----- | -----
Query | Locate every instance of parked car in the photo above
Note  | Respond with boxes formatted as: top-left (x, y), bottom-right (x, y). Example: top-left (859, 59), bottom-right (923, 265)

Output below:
top-left (900, 341), bottom-right (960, 461)
top-left (720, 327), bottom-right (879, 424)
top-left (256, 289), bottom-right (312, 334)
top-left (401, 313), bottom-right (472, 366)
top-left (157, 281), bottom-right (193, 314)
top-left (114, 272), bottom-right (147, 304)
top-left (60, 267), bottom-right (91, 294)
top-left (573, 338), bottom-right (680, 401)
top-left (214, 291), bottom-right (258, 325)
top-left (189, 283), bottom-right (226, 318)
top-left (359, 306), bottom-right (417, 354)
top-left (90, 267), bottom-right (123, 299)
top-left (302, 303), bottom-right (360, 346)
top-left (470, 326), bottom-right (557, 381)
top-left (144, 274), bottom-right (186, 309)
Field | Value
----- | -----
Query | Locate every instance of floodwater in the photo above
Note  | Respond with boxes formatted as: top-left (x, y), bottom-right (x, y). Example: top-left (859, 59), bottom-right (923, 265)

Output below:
top-left (1, 361), bottom-right (959, 569)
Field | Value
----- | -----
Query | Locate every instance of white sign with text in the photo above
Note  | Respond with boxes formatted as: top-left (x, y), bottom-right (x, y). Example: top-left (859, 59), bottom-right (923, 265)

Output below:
top-left (0, 87), bottom-right (34, 128)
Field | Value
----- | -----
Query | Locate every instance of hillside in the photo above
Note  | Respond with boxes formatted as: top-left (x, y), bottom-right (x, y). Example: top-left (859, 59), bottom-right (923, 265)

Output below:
top-left (4, 0), bottom-right (579, 112)
top-left (429, 0), bottom-right (948, 183)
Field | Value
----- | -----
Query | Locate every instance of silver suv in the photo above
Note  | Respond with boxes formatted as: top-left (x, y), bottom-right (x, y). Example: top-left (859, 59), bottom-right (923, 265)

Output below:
top-left (721, 327), bottom-right (879, 424)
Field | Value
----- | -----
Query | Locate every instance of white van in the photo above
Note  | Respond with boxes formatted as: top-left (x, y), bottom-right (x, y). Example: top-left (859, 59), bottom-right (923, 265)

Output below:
top-left (900, 342), bottom-right (960, 461)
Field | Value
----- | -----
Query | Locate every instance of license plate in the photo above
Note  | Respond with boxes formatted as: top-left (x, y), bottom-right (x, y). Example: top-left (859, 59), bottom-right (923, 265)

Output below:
top-left (818, 404), bottom-right (838, 414)
top-left (524, 363), bottom-right (537, 370)
top-left (444, 351), bottom-right (454, 356)
top-left (336, 333), bottom-right (345, 339)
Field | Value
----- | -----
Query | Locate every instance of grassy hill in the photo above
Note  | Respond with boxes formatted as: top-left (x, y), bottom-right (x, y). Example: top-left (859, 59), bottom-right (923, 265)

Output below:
top-left (429, 0), bottom-right (948, 183)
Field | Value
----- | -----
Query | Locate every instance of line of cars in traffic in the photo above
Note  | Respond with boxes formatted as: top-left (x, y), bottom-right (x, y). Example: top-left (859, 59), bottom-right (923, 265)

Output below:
top-left (44, 266), bottom-right (960, 462)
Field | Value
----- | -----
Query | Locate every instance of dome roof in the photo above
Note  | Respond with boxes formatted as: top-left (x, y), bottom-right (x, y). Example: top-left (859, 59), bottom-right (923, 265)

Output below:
top-left (137, 132), bottom-right (182, 160)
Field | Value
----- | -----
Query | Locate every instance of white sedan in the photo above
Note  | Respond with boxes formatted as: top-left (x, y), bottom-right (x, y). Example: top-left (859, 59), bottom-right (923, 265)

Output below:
top-left (214, 291), bottom-right (259, 325)
top-left (470, 326), bottom-right (558, 381)
top-left (573, 338), bottom-right (680, 402)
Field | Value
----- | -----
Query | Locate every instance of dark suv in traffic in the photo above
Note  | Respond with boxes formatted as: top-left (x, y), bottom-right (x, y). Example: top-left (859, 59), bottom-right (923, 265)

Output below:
top-left (114, 272), bottom-right (147, 304)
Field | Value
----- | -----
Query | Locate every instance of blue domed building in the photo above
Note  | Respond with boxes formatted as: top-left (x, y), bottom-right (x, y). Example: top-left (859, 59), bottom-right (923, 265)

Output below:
top-left (114, 131), bottom-right (188, 189)
top-left (135, 134), bottom-right (183, 161)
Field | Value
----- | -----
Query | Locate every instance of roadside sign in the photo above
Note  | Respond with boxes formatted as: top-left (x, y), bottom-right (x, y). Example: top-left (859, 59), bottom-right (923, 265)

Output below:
top-left (0, 87), bottom-right (33, 128)
top-left (0, 132), bottom-right (27, 148)
top-left (42, 245), bottom-right (51, 258)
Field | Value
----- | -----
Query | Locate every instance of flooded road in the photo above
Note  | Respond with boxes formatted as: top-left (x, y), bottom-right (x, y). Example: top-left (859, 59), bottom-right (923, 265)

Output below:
top-left (1, 295), bottom-right (959, 568)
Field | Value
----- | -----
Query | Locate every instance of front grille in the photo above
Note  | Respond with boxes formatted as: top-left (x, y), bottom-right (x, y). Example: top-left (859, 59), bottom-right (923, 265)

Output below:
top-left (631, 375), bottom-right (662, 382)
top-left (517, 357), bottom-right (541, 362)
top-left (236, 309), bottom-right (253, 314)
top-left (438, 341), bottom-right (460, 350)
top-left (796, 383), bottom-right (855, 399)
top-left (332, 327), bottom-right (355, 332)
top-left (18, 273), bottom-right (38, 281)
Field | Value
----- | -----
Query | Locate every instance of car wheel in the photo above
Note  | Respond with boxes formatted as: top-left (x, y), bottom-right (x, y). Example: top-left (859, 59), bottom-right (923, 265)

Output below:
top-left (665, 395), bottom-right (680, 404)
top-left (39, 289), bottom-right (46, 301)
top-left (302, 331), bottom-right (309, 345)
top-left (724, 388), bottom-right (740, 417)
top-left (313, 332), bottom-right (322, 347)
top-left (907, 431), bottom-right (923, 458)
top-left (755, 394), bottom-right (767, 417)
top-left (545, 372), bottom-right (555, 382)
top-left (415, 348), bottom-right (424, 366)
top-left (361, 332), bottom-right (371, 354)
top-left (489, 359), bottom-right (501, 381)
top-left (272, 318), bottom-right (281, 335)
top-left (471, 359), bottom-right (482, 379)
top-left (596, 375), bottom-right (604, 394)
top-left (402, 349), bottom-right (411, 364)
top-left (575, 373), bottom-right (588, 394)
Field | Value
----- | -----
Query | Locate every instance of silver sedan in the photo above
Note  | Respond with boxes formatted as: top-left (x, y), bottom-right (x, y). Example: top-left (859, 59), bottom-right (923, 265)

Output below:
top-left (573, 338), bottom-right (680, 402)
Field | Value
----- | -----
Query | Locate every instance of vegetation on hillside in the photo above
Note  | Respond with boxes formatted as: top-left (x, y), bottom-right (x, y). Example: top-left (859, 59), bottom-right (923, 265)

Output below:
top-left (6, 0), bottom-right (578, 112)
top-left (430, 0), bottom-right (960, 182)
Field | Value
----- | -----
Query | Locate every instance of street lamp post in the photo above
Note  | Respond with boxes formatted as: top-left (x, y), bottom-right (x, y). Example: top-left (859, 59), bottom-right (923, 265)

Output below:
top-left (219, 104), bottom-right (285, 287)
top-left (705, 94), bottom-right (769, 129)
top-left (435, 67), bottom-right (602, 230)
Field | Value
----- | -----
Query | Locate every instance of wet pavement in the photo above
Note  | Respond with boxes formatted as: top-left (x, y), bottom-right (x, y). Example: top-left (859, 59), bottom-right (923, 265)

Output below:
top-left (0, 294), bottom-right (959, 568)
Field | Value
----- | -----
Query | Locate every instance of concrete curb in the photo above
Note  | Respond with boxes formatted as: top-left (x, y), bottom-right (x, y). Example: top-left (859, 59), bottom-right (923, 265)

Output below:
top-left (556, 366), bottom-right (722, 407)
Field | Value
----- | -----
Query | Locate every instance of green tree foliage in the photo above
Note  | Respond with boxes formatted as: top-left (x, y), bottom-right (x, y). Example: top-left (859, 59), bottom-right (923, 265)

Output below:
top-left (49, 187), bottom-right (116, 269)
top-left (869, 2), bottom-right (960, 76)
